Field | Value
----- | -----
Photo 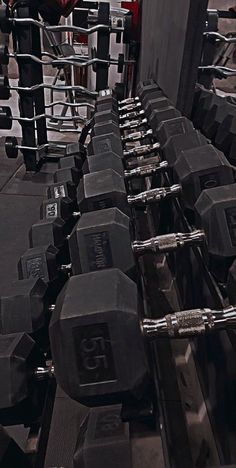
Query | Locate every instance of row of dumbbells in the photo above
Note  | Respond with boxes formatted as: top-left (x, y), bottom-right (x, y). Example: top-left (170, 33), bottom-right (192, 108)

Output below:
top-left (192, 85), bottom-right (236, 165)
top-left (0, 82), bottom-right (169, 466)
top-left (0, 95), bottom-right (136, 467)
top-left (48, 81), bottom-right (236, 410)
top-left (0, 81), bottom-right (179, 425)
top-left (0, 82), bottom-right (164, 467)
top-left (2, 81), bottom-right (236, 433)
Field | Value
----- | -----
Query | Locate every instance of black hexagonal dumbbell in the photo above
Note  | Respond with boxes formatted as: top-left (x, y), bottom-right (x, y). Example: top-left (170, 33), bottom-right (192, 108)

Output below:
top-left (21, 201), bottom-right (205, 285)
top-left (68, 206), bottom-right (205, 279)
top-left (70, 183), bottom-right (236, 285)
top-left (1, 278), bottom-right (234, 420)
top-left (0, 277), bottom-right (53, 346)
top-left (83, 150), bottom-right (168, 187)
top-left (53, 156), bottom-right (83, 187)
top-left (85, 114), bottom-right (198, 178)
top-left (98, 80), bottom-right (161, 115)
top-left (103, 82), bottom-right (183, 134)
top-left (93, 96), bottom-right (174, 138)
top-left (202, 95), bottom-right (236, 143)
top-left (29, 216), bottom-right (69, 263)
top-left (86, 129), bottom-right (210, 187)
top-left (49, 268), bottom-right (236, 407)
top-left (0, 425), bottom-right (31, 468)
top-left (47, 179), bottom-right (77, 202)
top-left (88, 115), bottom-right (194, 161)
top-left (95, 91), bottom-right (181, 139)
top-left (77, 144), bottom-right (234, 217)
top-left (191, 86), bottom-right (214, 129)
top-left (30, 159), bottom-right (82, 262)
top-left (30, 182), bottom-right (82, 263)
top-left (21, 181), bottom-right (236, 291)
top-left (119, 80), bottom-right (175, 126)
top-left (173, 144), bottom-right (234, 212)
top-left (94, 87), bottom-right (209, 172)
top-left (160, 130), bottom-right (208, 169)
top-left (73, 405), bottom-right (131, 468)
top-left (195, 184), bottom-right (236, 282)
top-left (18, 244), bottom-right (67, 300)
top-left (40, 196), bottom-right (80, 235)
top-left (214, 110), bottom-right (236, 162)
top-left (0, 333), bottom-right (49, 425)
top-left (227, 258), bottom-right (236, 304)
top-left (77, 168), bottom-right (182, 217)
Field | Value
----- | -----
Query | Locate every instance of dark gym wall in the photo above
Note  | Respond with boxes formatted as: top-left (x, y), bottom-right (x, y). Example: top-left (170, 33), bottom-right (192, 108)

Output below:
top-left (138, 0), bottom-right (208, 116)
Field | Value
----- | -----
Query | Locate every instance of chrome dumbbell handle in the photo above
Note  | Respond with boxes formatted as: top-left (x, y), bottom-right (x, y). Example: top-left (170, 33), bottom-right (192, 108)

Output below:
top-left (132, 230), bottom-right (205, 255)
top-left (120, 118), bottom-right (148, 131)
top-left (119, 102), bottom-right (142, 113)
top-left (124, 161), bottom-right (168, 179)
top-left (119, 96), bottom-right (140, 107)
top-left (128, 184), bottom-right (181, 205)
top-left (122, 129), bottom-right (153, 143)
top-left (142, 305), bottom-right (236, 338)
top-left (123, 142), bottom-right (160, 159)
top-left (119, 109), bottom-right (145, 122)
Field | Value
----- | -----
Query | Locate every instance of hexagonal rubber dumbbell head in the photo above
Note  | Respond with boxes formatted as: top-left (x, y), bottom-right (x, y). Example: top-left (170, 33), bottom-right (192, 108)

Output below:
top-left (68, 207), bottom-right (136, 279)
top-left (174, 145), bottom-right (234, 210)
top-left (73, 405), bottom-right (131, 468)
top-left (49, 268), bottom-right (148, 406)
top-left (47, 180), bottom-right (77, 201)
top-left (195, 184), bottom-right (236, 281)
top-left (89, 133), bottom-right (123, 158)
top-left (156, 116), bottom-right (194, 147)
top-left (161, 129), bottom-right (207, 168)
top-left (0, 278), bottom-right (47, 336)
top-left (0, 333), bottom-right (44, 409)
top-left (29, 217), bottom-right (66, 250)
top-left (77, 169), bottom-right (130, 217)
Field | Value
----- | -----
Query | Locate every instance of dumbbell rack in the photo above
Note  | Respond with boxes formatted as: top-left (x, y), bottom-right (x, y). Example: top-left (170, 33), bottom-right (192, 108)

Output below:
top-left (1, 80), bottom-right (236, 468)
top-left (1, 1), bottom-right (132, 171)
top-left (0, 4), bottom-right (236, 467)
top-left (199, 9), bottom-right (236, 89)
top-left (12, 1), bottom-right (48, 171)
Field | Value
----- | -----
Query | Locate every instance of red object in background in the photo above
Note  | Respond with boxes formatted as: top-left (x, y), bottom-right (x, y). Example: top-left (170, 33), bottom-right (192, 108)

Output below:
top-left (55, 0), bottom-right (78, 17)
top-left (75, 33), bottom-right (88, 44)
top-left (8, 0), bottom-right (78, 17)
top-left (121, 1), bottom-right (140, 41)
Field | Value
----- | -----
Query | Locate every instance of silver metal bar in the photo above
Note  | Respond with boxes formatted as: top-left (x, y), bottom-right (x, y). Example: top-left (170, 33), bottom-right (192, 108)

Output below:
top-left (203, 32), bottom-right (236, 43)
top-left (10, 83), bottom-right (98, 97)
top-left (120, 118), bottom-right (148, 131)
top-left (12, 113), bottom-right (87, 123)
top-left (8, 18), bottom-right (124, 34)
top-left (122, 129), bottom-right (153, 143)
top-left (142, 306), bottom-right (236, 338)
top-left (124, 161), bottom-right (168, 179)
top-left (128, 184), bottom-right (181, 205)
top-left (123, 142), bottom-right (160, 159)
top-left (45, 101), bottom-right (95, 110)
top-left (132, 230), bottom-right (205, 255)
top-left (9, 53), bottom-right (133, 68)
